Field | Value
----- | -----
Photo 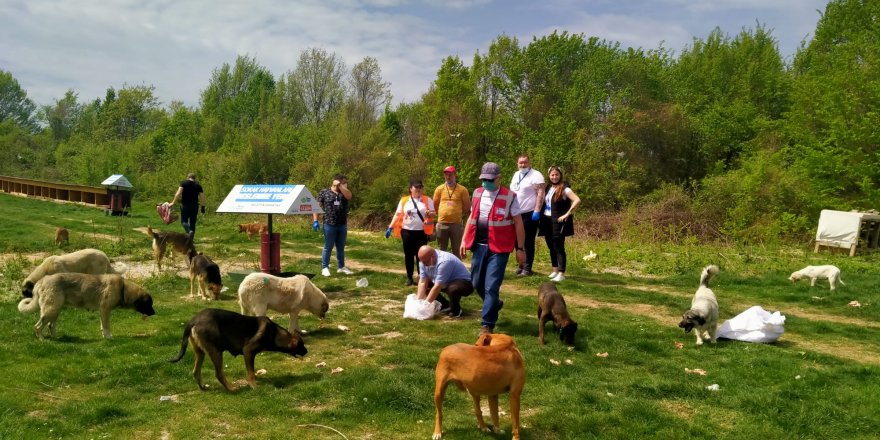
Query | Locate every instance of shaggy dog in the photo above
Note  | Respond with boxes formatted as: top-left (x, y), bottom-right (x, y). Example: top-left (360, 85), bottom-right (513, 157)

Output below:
top-left (433, 333), bottom-right (525, 440)
top-left (168, 308), bottom-right (307, 391)
top-left (238, 273), bottom-right (329, 334)
top-left (21, 248), bottom-right (123, 298)
top-left (189, 253), bottom-right (223, 300)
top-left (238, 223), bottom-right (268, 240)
top-left (789, 265), bottom-right (845, 291)
top-left (54, 228), bottom-right (69, 246)
top-left (144, 226), bottom-right (197, 270)
top-left (537, 282), bottom-right (578, 346)
top-left (678, 265), bottom-right (720, 345)
top-left (17, 273), bottom-right (155, 339)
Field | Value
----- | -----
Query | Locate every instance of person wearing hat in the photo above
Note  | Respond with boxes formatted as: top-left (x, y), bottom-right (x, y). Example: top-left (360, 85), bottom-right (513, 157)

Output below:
top-left (432, 166), bottom-right (470, 258)
top-left (460, 162), bottom-right (526, 335)
top-left (510, 154), bottom-right (545, 276)
top-left (387, 179), bottom-right (436, 286)
top-left (169, 172), bottom-right (206, 236)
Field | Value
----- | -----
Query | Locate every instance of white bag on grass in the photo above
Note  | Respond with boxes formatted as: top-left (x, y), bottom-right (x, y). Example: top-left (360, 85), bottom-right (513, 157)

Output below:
top-left (716, 306), bottom-right (785, 343)
top-left (402, 293), bottom-right (441, 320)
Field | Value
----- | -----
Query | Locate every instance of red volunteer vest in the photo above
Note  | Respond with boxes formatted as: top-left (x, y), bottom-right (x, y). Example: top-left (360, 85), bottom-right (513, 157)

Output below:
top-left (462, 186), bottom-right (516, 253)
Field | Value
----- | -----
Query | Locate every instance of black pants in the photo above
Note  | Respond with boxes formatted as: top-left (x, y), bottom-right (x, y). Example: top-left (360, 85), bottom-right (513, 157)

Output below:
top-left (520, 213), bottom-right (540, 272)
top-left (401, 229), bottom-right (428, 280)
top-left (181, 203), bottom-right (199, 235)
top-left (428, 279), bottom-right (474, 315)
top-left (544, 234), bottom-right (567, 272)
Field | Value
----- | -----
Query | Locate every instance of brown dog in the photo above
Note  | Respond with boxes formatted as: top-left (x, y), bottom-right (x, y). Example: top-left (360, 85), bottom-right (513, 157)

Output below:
top-left (144, 226), bottom-right (196, 270)
top-left (168, 308), bottom-right (307, 391)
top-left (189, 253), bottom-right (223, 300)
top-left (433, 333), bottom-right (525, 440)
top-left (238, 223), bottom-right (268, 240)
top-left (537, 282), bottom-right (578, 346)
top-left (54, 228), bottom-right (69, 246)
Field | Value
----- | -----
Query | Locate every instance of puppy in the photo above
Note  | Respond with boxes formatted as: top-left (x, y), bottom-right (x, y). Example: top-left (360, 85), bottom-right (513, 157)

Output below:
top-left (433, 333), bottom-right (525, 440)
top-left (537, 282), bottom-right (578, 346)
top-left (54, 228), bottom-right (69, 246)
top-left (238, 273), bottom-right (329, 333)
top-left (144, 226), bottom-right (196, 270)
top-left (18, 273), bottom-right (155, 339)
top-left (238, 223), bottom-right (268, 240)
top-left (789, 265), bottom-right (844, 291)
top-left (21, 248), bottom-right (121, 298)
top-left (678, 265), bottom-right (719, 345)
top-left (189, 253), bottom-right (223, 300)
top-left (168, 308), bottom-right (307, 391)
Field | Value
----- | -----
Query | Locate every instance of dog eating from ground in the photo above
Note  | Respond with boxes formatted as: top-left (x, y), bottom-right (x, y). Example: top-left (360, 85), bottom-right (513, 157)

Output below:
top-left (54, 227), bottom-right (69, 246)
top-left (21, 248), bottom-right (124, 298)
top-left (17, 273), bottom-right (155, 339)
top-left (678, 265), bottom-right (720, 345)
top-left (238, 223), bottom-right (268, 240)
top-left (789, 265), bottom-right (845, 291)
top-left (189, 253), bottom-right (223, 300)
top-left (168, 308), bottom-right (307, 391)
top-left (144, 226), bottom-right (196, 270)
top-left (433, 333), bottom-right (525, 440)
top-left (238, 273), bottom-right (329, 334)
top-left (537, 282), bottom-right (578, 346)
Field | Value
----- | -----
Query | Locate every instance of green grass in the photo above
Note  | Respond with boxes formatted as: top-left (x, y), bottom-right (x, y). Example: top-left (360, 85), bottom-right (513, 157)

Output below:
top-left (1, 193), bottom-right (879, 439)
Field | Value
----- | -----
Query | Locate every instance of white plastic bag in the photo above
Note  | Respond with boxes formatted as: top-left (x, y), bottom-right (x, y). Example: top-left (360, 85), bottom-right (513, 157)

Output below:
top-left (716, 306), bottom-right (785, 343)
top-left (402, 293), bottom-right (440, 320)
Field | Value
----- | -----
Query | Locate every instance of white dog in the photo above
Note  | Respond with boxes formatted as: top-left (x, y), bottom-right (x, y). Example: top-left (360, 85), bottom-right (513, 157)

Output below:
top-left (21, 248), bottom-right (126, 298)
top-left (238, 273), bottom-right (329, 333)
top-left (789, 265), bottom-right (844, 291)
top-left (678, 265), bottom-right (719, 345)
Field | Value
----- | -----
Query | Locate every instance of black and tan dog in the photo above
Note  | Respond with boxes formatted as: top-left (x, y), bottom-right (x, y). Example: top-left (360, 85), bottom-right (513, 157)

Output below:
top-left (144, 226), bottom-right (196, 270)
top-left (189, 253), bottom-right (223, 300)
top-left (433, 333), bottom-right (525, 440)
top-left (537, 282), bottom-right (578, 346)
top-left (168, 308), bottom-right (307, 391)
top-left (238, 223), bottom-right (268, 240)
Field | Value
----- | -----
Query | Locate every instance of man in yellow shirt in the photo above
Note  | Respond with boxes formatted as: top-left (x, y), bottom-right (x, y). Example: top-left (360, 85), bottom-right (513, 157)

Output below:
top-left (432, 166), bottom-right (471, 258)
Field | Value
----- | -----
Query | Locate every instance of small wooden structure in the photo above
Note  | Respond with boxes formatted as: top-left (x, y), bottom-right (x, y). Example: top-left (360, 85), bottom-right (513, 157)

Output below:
top-left (0, 175), bottom-right (109, 209)
top-left (814, 209), bottom-right (880, 256)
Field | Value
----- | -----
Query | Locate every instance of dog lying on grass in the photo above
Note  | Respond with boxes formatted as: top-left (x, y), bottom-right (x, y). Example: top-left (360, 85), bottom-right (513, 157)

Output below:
top-left (678, 265), bottom-right (720, 345)
top-left (537, 282), bottom-right (578, 346)
top-left (238, 223), bottom-right (268, 240)
top-left (189, 253), bottom-right (223, 300)
top-left (144, 226), bottom-right (196, 270)
top-left (168, 308), bottom-right (307, 391)
top-left (433, 333), bottom-right (525, 440)
top-left (238, 273), bottom-right (329, 334)
top-left (21, 248), bottom-right (124, 298)
top-left (789, 265), bottom-right (844, 291)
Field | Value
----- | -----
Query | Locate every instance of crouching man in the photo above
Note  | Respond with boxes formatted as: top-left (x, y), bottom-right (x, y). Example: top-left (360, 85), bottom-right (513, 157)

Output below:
top-left (417, 245), bottom-right (474, 318)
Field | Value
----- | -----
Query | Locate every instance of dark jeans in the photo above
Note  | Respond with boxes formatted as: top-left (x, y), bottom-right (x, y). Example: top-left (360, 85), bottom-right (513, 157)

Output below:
top-left (401, 229), bottom-right (428, 280)
top-left (181, 203), bottom-right (199, 235)
top-left (470, 244), bottom-right (510, 329)
top-left (544, 234), bottom-right (567, 272)
top-left (322, 223), bottom-right (347, 269)
top-left (520, 212), bottom-right (539, 272)
top-left (427, 279), bottom-right (474, 315)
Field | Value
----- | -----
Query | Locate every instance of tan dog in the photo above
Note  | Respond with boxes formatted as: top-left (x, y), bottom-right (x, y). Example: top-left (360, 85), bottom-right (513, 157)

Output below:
top-left (189, 253), bottom-right (223, 300)
top-left (144, 226), bottom-right (196, 270)
top-left (238, 273), bottom-right (329, 333)
top-left (54, 228), bottom-right (69, 246)
top-left (18, 273), bottom-right (155, 339)
top-left (537, 282), bottom-right (578, 346)
top-left (433, 333), bottom-right (525, 440)
top-left (238, 223), bottom-right (268, 240)
top-left (789, 265), bottom-right (845, 291)
top-left (21, 248), bottom-right (122, 298)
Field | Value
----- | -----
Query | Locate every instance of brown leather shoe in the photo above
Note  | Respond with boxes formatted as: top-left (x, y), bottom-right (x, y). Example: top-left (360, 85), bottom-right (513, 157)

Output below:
top-left (479, 325), bottom-right (492, 336)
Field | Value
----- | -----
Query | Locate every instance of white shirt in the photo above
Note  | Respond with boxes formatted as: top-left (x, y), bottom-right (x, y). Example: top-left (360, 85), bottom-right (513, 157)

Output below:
top-left (510, 168), bottom-right (544, 212)
top-left (395, 196), bottom-right (435, 231)
top-left (543, 187), bottom-right (573, 216)
top-left (479, 188), bottom-right (525, 220)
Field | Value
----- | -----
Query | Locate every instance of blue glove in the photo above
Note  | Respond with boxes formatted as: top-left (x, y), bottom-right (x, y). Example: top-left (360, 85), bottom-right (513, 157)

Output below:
top-left (312, 220), bottom-right (319, 232)
top-left (531, 211), bottom-right (540, 221)
top-left (385, 227), bottom-right (392, 239)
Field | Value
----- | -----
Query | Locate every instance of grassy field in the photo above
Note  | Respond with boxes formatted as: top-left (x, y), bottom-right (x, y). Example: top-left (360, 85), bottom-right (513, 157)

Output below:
top-left (1, 193), bottom-right (879, 439)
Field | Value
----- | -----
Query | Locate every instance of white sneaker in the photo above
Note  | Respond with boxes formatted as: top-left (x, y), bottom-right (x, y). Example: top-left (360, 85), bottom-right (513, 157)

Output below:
top-left (337, 267), bottom-right (354, 275)
top-left (321, 267), bottom-right (331, 277)
top-left (548, 271), bottom-right (559, 279)
top-left (551, 273), bottom-right (565, 282)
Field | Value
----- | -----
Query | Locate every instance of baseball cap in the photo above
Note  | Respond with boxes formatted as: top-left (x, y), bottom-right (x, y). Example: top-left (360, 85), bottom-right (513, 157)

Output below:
top-left (479, 162), bottom-right (501, 179)
top-left (443, 166), bottom-right (456, 173)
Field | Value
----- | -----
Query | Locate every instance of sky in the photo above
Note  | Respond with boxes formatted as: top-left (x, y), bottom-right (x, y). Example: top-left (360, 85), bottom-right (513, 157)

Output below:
top-left (1, 0), bottom-right (830, 109)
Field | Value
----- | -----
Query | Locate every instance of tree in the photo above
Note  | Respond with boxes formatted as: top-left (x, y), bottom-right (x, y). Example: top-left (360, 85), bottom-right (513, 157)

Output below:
top-left (290, 47), bottom-right (346, 125)
top-left (39, 90), bottom-right (81, 144)
top-left (200, 55), bottom-right (276, 130)
top-left (0, 70), bottom-right (38, 131)
top-left (348, 56), bottom-right (391, 123)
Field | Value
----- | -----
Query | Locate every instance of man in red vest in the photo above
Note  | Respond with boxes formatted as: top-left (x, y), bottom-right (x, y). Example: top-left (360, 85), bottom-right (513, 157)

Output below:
top-left (460, 162), bottom-right (526, 335)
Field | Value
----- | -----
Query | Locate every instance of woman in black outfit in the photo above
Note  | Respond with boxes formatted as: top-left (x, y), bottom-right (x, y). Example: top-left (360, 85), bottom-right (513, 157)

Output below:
top-left (537, 166), bottom-right (580, 282)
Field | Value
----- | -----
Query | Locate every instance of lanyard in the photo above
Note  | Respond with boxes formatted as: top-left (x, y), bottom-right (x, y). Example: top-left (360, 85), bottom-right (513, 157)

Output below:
top-left (515, 169), bottom-right (530, 189)
top-left (445, 183), bottom-right (456, 199)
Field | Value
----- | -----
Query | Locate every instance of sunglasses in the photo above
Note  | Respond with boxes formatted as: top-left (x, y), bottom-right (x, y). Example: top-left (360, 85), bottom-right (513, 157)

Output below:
top-left (480, 178), bottom-right (495, 182)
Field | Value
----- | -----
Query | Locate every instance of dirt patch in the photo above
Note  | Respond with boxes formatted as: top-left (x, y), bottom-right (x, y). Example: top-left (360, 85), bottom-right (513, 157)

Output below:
top-left (660, 400), bottom-right (695, 421)
top-left (363, 331), bottom-right (403, 339)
